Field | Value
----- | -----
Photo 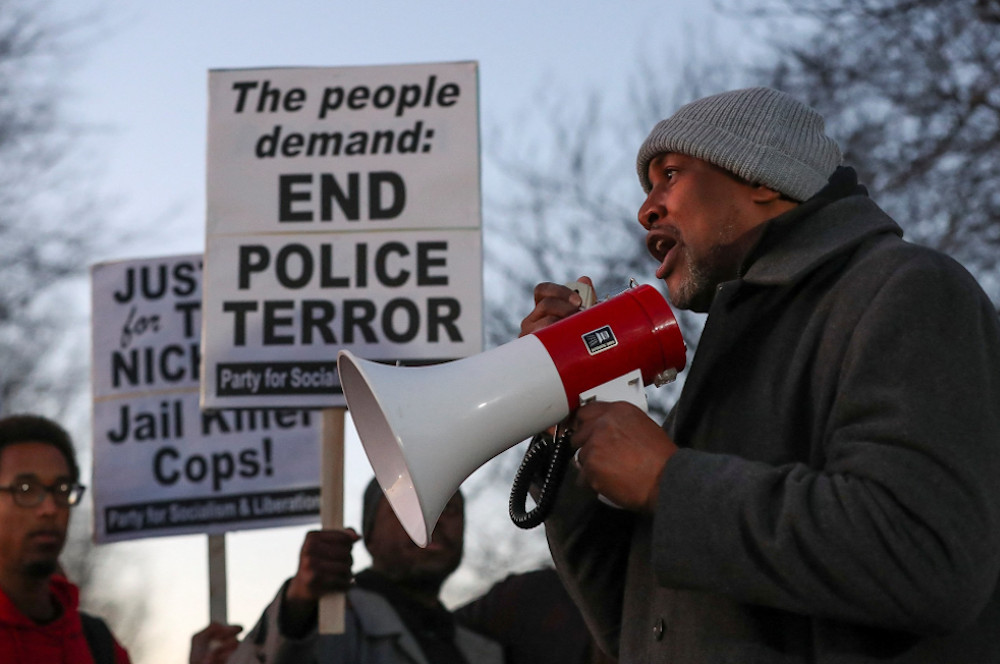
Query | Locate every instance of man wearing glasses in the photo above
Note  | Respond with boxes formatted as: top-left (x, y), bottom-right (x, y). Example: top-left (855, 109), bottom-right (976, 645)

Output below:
top-left (0, 413), bottom-right (131, 663)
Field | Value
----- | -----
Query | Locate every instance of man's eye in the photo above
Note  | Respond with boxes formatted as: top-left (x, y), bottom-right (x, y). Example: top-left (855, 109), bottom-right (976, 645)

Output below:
top-left (663, 168), bottom-right (677, 180)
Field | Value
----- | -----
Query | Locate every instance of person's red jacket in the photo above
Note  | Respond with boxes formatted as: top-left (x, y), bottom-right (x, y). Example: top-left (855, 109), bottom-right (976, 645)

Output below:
top-left (0, 574), bottom-right (130, 663)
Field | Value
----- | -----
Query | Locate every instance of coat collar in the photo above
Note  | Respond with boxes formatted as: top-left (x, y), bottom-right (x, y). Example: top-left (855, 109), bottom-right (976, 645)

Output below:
top-left (347, 585), bottom-right (502, 664)
top-left (739, 167), bottom-right (902, 288)
top-left (742, 198), bottom-right (902, 287)
top-left (349, 586), bottom-right (430, 663)
top-left (668, 169), bottom-right (902, 444)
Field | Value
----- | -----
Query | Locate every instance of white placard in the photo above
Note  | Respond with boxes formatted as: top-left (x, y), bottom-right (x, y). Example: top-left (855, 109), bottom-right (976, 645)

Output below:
top-left (200, 62), bottom-right (483, 409)
top-left (91, 254), bottom-right (321, 543)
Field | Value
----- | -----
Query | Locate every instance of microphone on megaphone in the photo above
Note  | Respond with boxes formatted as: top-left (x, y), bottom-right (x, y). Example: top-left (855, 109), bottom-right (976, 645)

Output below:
top-left (337, 282), bottom-right (686, 548)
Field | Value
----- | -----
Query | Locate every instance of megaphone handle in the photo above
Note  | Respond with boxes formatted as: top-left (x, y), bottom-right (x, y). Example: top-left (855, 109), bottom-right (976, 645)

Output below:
top-left (509, 425), bottom-right (574, 529)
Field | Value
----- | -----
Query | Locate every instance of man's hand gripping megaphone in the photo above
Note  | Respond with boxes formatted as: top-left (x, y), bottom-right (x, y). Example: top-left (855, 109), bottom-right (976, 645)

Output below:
top-left (511, 277), bottom-right (683, 526)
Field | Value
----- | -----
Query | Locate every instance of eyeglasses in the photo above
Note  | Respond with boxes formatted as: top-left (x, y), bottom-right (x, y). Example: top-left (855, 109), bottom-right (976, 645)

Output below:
top-left (0, 479), bottom-right (86, 507)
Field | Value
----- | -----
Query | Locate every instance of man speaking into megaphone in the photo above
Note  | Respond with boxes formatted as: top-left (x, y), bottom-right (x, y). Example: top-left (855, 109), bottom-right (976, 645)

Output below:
top-left (518, 87), bottom-right (1000, 664)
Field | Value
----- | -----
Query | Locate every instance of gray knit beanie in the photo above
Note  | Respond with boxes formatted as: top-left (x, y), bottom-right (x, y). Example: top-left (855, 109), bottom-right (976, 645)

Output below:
top-left (636, 87), bottom-right (842, 202)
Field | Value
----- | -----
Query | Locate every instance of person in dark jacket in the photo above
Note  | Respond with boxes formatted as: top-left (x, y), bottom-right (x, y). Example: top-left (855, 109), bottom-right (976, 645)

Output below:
top-left (520, 87), bottom-right (1000, 663)
top-left (227, 478), bottom-right (502, 664)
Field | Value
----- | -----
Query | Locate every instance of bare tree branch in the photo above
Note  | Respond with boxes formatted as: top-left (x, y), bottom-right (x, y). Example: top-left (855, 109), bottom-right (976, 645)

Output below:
top-left (0, 0), bottom-right (146, 655)
top-left (751, 0), bottom-right (1000, 305)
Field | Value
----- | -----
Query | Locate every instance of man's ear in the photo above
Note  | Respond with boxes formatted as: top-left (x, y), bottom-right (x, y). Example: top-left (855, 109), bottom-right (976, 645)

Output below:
top-left (750, 185), bottom-right (784, 203)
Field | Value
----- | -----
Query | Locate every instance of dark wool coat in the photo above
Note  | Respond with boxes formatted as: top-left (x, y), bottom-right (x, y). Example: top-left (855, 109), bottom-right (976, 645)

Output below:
top-left (545, 169), bottom-right (1000, 663)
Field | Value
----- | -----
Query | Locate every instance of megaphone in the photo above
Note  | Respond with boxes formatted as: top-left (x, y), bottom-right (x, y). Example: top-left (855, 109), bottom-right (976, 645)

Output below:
top-left (337, 283), bottom-right (686, 547)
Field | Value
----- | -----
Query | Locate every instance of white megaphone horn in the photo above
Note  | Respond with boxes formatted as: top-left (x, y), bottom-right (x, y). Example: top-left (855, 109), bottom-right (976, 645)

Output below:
top-left (337, 283), bottom-right (686, 547)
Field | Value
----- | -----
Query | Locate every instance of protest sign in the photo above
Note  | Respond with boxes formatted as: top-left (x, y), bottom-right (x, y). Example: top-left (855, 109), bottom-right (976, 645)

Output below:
top-left (200, 62), bottom-right (483, 409)
top-left (91, 254), bottom-right (321, 543)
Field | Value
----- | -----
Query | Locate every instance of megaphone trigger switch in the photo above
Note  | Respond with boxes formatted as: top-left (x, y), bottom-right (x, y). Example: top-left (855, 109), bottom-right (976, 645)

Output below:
top-left (565, 281), bottom-right (596, 310)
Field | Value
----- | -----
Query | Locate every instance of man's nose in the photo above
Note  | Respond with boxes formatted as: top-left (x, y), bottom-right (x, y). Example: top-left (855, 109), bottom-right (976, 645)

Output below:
top-left (638, 195), bottom-right (661, 229)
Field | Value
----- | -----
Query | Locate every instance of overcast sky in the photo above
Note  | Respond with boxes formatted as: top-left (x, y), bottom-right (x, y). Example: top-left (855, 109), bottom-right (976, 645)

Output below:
top-left (45, 2), bottom-right (757, 661)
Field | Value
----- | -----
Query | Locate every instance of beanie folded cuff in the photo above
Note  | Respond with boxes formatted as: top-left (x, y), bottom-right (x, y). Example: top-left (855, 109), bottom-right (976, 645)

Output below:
top-left (636, 87), bottom-right (842, 202)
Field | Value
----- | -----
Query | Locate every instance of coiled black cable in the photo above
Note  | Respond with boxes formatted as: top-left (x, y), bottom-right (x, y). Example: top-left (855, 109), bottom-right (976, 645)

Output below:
top-left (509, 426), bottom-right (574, 529)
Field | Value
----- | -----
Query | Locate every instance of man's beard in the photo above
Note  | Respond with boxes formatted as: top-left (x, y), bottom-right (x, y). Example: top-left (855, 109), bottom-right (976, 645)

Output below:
top-left (383, 549), bottom-right (462, 598)
top-left (668, 243), bottom-right (726, 313)
top-left (396, 569), bottom-right (450, 596)
top-left (667, 219), bottom-right (758, 313)
top-left (24, 558), bottom-right (58, 579)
